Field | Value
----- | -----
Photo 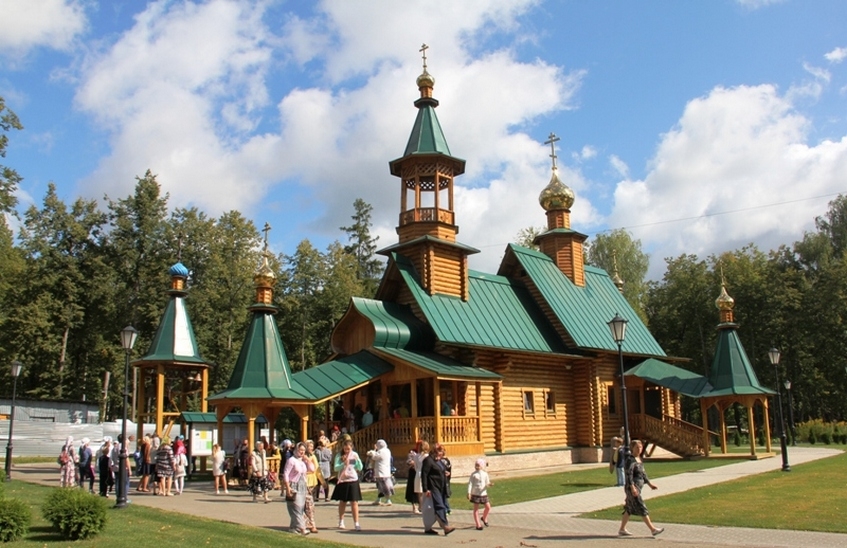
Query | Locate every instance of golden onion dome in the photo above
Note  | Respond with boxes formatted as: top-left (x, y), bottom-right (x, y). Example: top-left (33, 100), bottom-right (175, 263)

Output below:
top-left (254, 253), bottom-right (277, 288)
top-left (715, 284), bottom-right (734, 311)
top-left (417, 69), bottom-right (435, 89)
top-left (539, 167), bottom-right (575, 211)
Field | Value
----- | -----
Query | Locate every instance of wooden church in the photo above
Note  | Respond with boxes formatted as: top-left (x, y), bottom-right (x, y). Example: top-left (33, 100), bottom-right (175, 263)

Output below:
top-left (197, 52), bottom-right (755, 474)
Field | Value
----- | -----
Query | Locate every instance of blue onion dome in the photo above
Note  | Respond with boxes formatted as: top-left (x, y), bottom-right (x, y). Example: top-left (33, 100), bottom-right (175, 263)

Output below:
top-left (169, 262), bottom-right (189, 278)
top-left (539, 167), bottom-right (575, 211)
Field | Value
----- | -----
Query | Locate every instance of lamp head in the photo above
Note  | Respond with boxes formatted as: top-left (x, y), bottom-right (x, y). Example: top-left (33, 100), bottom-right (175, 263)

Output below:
top-left (10, 360), bottom-right (22, 378)
top-left (608, 313), bottom-right (628, 344)
top-left (120, 325), bottom-right (139, 351)
top-left (768, 347), bottom-right (780, 366)
top-left (784, 379), bottom-right (791, 390)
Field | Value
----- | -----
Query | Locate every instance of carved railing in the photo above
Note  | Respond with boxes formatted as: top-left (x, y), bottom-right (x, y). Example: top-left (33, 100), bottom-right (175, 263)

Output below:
top-left (632, 414), bottom-right (711, 457)
top-left (399, 208), bottom-right (454, 226)
top-left (440, 416), bottom-right (479, 444)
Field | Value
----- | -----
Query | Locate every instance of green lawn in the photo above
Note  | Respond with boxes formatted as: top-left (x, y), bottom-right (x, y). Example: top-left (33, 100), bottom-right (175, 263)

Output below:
top-left (0, 482), bottom-right (353, 548)
top-left (582, 451), bottom-right (847, 534)
top-left (446, 457), bottom-right (729, 511)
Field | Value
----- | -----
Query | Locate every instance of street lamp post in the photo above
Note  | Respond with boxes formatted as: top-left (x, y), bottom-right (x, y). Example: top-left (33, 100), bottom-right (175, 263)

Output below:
top-left (784, 380), bottom-right (796, 446)
top-left (608, 313), bottom-right (630, 454)
top-left (116, 326), bottom-right (138, 508)
top-left (768, 347), bottom-right (790, 472)
top-left (4, 361), bottom-right (23, 482)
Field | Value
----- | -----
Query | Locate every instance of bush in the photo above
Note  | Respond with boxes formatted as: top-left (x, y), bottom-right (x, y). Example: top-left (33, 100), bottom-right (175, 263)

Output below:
top-left (0, 497), bottom-right (31, 542)
top-left (733, 429), bottom-right (742, 447)
top-left (42, 488), bottom-right (107, 540)
top-left (821, 431), bottom-right (831, 444)
top-left (809, 430), bottom-right (817, 444)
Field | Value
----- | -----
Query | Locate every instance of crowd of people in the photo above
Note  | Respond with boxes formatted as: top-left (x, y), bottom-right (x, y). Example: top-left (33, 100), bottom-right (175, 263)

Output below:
top-left (56, 431), bottom-right (496, 537)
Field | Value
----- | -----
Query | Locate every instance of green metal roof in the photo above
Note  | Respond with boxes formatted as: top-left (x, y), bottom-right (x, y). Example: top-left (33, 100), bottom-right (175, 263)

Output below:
top-left (373, 347), bottom-right (501, 381)
top-left (180, 412), bottom-right (267, 424)
top-left (137, 293), bottom-right (206, 364)
top-left (291, 351), bottom-right (394, 402)
top-left (349, 297), bottom-right (434, 350)
top-left (703, 325), bottom-right (776, 397)
top-left (626, 358), bottom-right (711, 398)
top-left (393, 253), bottom-right (569, 354)
top-left (208, 306), bottom-right (306, 402)
top-left (507, 244), bottom-right (666, 356)
top-left (404, 103), bottom-right (452, 156)
top-left (378, 235), bottom-right (480, 257)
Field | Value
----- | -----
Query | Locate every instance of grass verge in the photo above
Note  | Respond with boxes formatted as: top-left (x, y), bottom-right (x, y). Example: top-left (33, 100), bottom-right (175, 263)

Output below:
top-left (581, 451), bottom-right (847, 534)
top-left (446, 457), bottom-right (729, 511)
top-left (0, 481), bottom-right (353, 547)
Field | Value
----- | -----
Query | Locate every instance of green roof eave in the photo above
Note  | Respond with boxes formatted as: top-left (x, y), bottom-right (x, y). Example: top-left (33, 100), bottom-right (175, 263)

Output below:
top-left (373, 347), bottom-right (501, 381)
top-left (508, 244), bottom-right (666, 356)
top-left (349, 297), bottom-right (434, 350)
top-left (291, 351), bottom-right (394, 403)
top-left (392, 252), bottom-right (568, 353)
top-left (626, 358), bottom-right (711, 397)
top-left (377, 235), bottom-right (480, 257)
top-left (180, 412), bottom-right (268, 424)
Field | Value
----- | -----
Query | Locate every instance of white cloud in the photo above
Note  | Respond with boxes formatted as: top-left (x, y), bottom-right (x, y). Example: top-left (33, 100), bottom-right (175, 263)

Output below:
top-left (735, 0), bottom-right (786, 9)
top-left (609, 84), bottom-right (847, 279)
top-left (577, 145), bottom-right (597, 161)
top-left (608, 155), bottom-right (629, 178)
top-left (71, 0), bottom-right (586, 275)
top-left (824, 47), bottom-right (847, 64)
top-left (0, 0), bottom-right (87, 58)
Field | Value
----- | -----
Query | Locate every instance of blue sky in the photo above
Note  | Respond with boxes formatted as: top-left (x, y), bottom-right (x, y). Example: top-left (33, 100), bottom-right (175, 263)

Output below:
top-left (2, 0), bottom-right (847, 279)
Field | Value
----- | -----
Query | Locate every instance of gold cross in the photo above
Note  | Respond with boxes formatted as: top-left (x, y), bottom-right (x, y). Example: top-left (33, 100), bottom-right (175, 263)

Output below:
top-left (262, 222), bottom-right (271, 251)
top-left (420, 43), bottom-right (429, 72)
top-left (544, 132), bottom-right (560, 169)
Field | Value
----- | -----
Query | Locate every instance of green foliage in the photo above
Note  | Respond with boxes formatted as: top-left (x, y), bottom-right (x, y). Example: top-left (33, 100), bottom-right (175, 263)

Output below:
top-left (586, 228), bottom-right (650, 322)
top-left (0, 96), bottom-right (23, 216)
top-left (42, 488), bottom-right (107, 540)
top-left (514, 225), bottom-right (544, 250)
top-left (757, 429), bottom-right (765, 446)
top-left (339, 198), bottom-right (383, 296)
top-left (0, 497), bottom-right (31, 542)
top-left (733, 429), bottom-right (742, 447)
top-left (809, 430), bottom-right (817, 444)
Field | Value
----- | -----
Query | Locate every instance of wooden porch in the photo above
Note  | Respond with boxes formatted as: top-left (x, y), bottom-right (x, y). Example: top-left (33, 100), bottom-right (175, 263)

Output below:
top-left (341, 415), bottom-right (484, 457)
top-left (630, 413), bottom-right (715, 458)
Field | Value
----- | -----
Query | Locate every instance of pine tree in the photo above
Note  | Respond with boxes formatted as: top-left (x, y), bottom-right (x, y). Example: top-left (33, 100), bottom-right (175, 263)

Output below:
top-left (340, 198), bottom-right (383, 296)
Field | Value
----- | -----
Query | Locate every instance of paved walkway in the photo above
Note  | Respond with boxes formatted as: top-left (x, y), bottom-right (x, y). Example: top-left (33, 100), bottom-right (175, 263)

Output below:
top-left (13, 446), bottom-right (846, 548)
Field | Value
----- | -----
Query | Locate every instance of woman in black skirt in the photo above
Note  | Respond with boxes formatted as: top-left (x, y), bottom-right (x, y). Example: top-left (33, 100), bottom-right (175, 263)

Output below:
top-left (332, 438), bottom-right (363, 531)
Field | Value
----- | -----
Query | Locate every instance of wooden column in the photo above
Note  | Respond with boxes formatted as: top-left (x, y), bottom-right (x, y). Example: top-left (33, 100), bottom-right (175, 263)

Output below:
top-left (411, 380), bottom-right (419, 442)
top-left (493, 382), bottom-right (503, 452)
top-left (719, 404), bottom-right (727, 454)
top-left (201, 369), bottom-right (208, 412)
top-left (475, 382), bottom-right (482, 443)
top-left (763, 399), bottom-right (772, 453)
top-left (434, 377), bottom-right (442, 444)
top-left (136, 367), bottom-right (147, 441)
top-left (701, 400), bottom-right (710, 457)
top-left (747, 404), bottom-right (756, 456)
top-left (156, 364), bottom-right (165, 436)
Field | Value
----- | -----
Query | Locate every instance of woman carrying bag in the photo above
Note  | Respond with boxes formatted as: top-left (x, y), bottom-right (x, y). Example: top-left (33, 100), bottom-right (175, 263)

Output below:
top-left (248, 441), bottom-right (272, 503)
top-left (282, 442), bottom-right (315, 535)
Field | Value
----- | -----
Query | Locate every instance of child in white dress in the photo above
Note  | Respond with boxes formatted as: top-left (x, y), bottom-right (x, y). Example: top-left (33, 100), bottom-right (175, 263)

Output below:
top-left (467, 458), bottom-right (492, 530)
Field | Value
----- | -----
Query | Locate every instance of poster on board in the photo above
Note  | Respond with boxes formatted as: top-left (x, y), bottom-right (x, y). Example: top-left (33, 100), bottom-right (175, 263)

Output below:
top-left (191, 425), bottom-right (217, 457)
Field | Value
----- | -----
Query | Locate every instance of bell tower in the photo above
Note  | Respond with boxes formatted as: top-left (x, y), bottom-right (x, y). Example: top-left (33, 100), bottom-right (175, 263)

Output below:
top-left (381, 44), bottom-right (478, 299)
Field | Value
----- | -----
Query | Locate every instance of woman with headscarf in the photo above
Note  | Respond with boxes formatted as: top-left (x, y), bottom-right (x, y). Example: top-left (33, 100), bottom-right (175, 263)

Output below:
top-left (304, 440), bottom-right (321, 533)
top-left (618, 439), bottom-right (664, 537)
top-left (314, 437), bottom-right (332, 501)
top-left (370, 439), bottom-right (394, 506)
top-left (420, 442), bottom-right (454, 536)
top-left (77, 437), bottom-right (94, 492)
top-left (282, 441), bottom-right (315, 535)
top-left (59, 436), bottom-right (77, 487)
top-left (248, 440), bottom-right (271, 503)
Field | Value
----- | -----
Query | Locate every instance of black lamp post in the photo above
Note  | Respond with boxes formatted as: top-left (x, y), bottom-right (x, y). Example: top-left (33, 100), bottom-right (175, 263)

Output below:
top-left (768, 347), bottom-right (790, 472)
top-left (784, 380), bottom-right (796, 446)
top-left (116, 326), bottom-right (138, 508)
top-left (4, 361), bottom-right (23, 482)
top-left (608, 313), bottom-right (630, 453)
